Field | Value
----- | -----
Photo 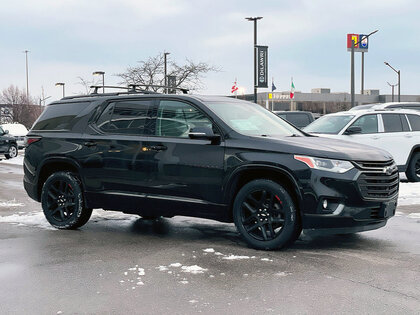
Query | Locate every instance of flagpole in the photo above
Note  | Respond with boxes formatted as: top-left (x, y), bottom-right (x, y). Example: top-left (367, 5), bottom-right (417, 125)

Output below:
top-left (290, 77), bottom-right (293, 111)
top-left (271, 77), bottom-right (274, 111)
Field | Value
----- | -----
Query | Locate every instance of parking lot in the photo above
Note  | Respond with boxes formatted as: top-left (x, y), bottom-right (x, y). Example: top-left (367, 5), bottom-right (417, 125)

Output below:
top-left (0, 154), bottom-right (419, 314)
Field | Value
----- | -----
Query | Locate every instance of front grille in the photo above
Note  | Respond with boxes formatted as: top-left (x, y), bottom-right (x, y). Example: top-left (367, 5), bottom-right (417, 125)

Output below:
top-left (354, 160), bottom-right (399, 200)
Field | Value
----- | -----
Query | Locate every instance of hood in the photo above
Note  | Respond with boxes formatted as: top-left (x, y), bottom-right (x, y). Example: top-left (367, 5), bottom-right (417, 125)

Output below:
top-left (232, 135), bottom-right (393, 162)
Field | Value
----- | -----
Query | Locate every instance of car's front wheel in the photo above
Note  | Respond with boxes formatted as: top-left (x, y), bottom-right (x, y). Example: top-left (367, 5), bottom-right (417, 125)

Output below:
top-left (41, 171), bottom-right (92, 229)
top-left (4, 144), bottom-right (18, 159)
top-left (233, 179), bottom-right (301, 250)
top-left (406, 152), bottom-right (420, 182)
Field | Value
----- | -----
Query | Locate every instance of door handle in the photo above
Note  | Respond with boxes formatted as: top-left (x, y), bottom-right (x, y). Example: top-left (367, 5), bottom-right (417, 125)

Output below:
top-left (150, 145), bottom-right (167, 151)
top-left (84, 141), bottom-right (97, 147)
top-left (371, 136), bottom-right (379, 140)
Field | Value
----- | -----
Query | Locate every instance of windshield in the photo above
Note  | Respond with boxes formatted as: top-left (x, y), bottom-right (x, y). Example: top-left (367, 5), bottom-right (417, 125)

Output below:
top-left (206, 101), bottom-right (303, 137)
top-left (303, 115), bottom-right (354, 134)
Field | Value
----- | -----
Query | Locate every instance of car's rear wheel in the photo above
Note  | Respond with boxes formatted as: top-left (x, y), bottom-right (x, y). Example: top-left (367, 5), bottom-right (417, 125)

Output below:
top-left (5, 144), bottom-right (18, 159)
top-left (41, 172), bottom-right (92, 229)
top-left (406, 152), bottom-right (420, 182)
top-left (233, 179), bottom-right (301, 250)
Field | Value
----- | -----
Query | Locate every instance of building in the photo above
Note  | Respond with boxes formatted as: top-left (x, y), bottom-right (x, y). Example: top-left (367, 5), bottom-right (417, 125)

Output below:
top-left (237, 89), bottom-right (420, 114)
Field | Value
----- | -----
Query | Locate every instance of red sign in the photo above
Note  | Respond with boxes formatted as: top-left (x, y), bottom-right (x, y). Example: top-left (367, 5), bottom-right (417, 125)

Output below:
top-left (347, 34), bottom-right (359, 49)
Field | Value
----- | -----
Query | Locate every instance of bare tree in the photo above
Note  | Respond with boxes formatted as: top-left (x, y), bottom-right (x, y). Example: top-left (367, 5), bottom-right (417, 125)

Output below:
top-left (117, 53), bottom-right (219, 92)
top-left (1, 85), bottom-right (42, 128)
top-left (76, 76), bottom-right (102, 94)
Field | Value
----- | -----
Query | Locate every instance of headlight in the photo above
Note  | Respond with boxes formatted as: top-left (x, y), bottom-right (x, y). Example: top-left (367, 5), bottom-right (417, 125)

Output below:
top-left (294, 155), bottom-right (354, 173)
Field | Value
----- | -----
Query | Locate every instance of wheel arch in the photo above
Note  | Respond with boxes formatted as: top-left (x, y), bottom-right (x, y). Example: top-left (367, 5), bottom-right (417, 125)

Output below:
top-left (36, 157), bottom-right (83, 201)
top-left (223, 164), bottom-right (303, 221)
top-left (406, 145), bottom-right (420, 167)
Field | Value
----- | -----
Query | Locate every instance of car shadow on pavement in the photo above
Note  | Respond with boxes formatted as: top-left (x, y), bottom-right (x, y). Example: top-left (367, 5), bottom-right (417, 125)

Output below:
top-left (124, 217), bottom-right (392, 251)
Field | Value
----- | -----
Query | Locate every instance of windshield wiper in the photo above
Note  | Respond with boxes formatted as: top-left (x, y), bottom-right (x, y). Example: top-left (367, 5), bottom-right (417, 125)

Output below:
top-left (288, 134), bottom-right (301, 137)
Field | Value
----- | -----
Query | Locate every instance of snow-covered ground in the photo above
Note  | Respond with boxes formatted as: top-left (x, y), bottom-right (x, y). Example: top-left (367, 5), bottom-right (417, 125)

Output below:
top-left (0, 155), bottom-right (24, 166)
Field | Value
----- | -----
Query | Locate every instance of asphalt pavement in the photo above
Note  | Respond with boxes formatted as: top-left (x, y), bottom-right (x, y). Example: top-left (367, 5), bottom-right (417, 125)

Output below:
top-left (0, 158), bottom-right (419, 314)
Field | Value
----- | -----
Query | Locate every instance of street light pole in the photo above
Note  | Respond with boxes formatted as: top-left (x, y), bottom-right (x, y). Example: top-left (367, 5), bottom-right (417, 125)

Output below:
top-left (23, 50), bottom-right (30, 100)
top-left (384, 62), bottom-right (401, 102)
top-left (55, 83), bottom-right (65, 98)
top-left (93, 71), bottom-right (105, 93)
top-left (164, 52), bottom-right (170, 93)
top-left (387, 82), bottom-right (398, 102)
top-left (246, 16), bottom-right (263, 104)
top-left (350, 30), bottom-right (378, 107)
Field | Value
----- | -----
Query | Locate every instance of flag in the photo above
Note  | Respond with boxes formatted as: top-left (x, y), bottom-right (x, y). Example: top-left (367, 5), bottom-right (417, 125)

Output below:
top-left (272, 81), bottom-right (277, 92)
top-left (290, 79), bottom-right (295, 99)
top-left (231, 81), bottom-right (238, 94)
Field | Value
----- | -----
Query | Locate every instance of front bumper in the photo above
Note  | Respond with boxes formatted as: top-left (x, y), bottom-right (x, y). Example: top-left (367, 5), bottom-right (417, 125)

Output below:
top-left (298, 166), bottom-right (398, 232)
top-left (302, 198), bottom-right (397, 230)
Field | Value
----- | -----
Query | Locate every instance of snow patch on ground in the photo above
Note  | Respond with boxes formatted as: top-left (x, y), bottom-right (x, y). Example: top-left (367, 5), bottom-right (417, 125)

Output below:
top-left (202, 248), bottom-right (215, 253)
top-left (222, 255), bottom-right (250, 260)
top-left (0, 209), bottom-right (139, 230)
top-left (0, 155), bottom-right (24, 166)
top-left (169, 262), bottom-right (182, 267)
top-left (0, 199), bottom-right (25, 207)
top-left (398, 183), bottom-right (420, 206)
top-left (181, 265), bottom-right (207, 274)
top-left (407, 213), bottom-right (420, 219)
top-left (0, 211), bottom-right (56, 230)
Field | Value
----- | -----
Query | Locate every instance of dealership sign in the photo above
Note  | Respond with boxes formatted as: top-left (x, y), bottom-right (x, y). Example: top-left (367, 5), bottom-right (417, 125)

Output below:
top-left (255, 45), bottom-right (268, 88)
top-left (347, 34), bottom-right (369, 52)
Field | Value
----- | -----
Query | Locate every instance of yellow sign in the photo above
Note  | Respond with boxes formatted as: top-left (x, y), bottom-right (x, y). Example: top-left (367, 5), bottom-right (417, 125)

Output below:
top-left (268, 93), bottom-right (272, 99)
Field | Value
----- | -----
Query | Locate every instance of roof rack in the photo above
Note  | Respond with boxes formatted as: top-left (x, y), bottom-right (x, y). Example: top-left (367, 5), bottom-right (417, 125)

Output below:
top-left (60, 84), bottom-right (189, 101)
top-left (126, 84), bottom-right (189, 94)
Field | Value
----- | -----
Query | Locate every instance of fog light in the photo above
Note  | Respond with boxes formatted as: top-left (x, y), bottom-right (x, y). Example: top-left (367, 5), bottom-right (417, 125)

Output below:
top-left (322, 199), bottom-right (328, 209)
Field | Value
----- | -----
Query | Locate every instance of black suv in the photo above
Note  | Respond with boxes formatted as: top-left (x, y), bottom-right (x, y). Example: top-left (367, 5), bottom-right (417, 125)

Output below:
top-left (24, 91), bottom-right (398, 250)
top-left (0, 126), bottom-right (18, 159)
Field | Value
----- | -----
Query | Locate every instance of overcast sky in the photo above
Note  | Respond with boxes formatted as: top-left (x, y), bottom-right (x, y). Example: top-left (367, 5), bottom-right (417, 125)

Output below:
top-left (1, 0), bottom-right (419, 103)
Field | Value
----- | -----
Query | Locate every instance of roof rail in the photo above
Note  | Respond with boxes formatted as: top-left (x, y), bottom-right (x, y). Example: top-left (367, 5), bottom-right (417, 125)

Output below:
top-left (127, 84), bottom-right (189, 94)
top-left (60, 84), bottom-right (189, 101)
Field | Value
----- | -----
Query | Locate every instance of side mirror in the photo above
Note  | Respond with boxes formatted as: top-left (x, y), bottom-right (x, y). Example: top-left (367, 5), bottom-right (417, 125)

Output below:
top-left (345, 126), bottom-right (362, 135)
top-left (188, 127), bottom-right (221, 143)
top-left (5, 130), bottom-right (9, 134)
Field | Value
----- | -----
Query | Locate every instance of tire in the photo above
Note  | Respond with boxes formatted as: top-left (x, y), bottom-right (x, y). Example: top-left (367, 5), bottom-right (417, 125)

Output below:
top-left (5, 144), bottom-right (18, 159)
top-left (406, 152), bottom-right (420, 182)
top-left (41, 171), bottom-right (93, 229)
top-left (233, 179), bottom-right (302, 250)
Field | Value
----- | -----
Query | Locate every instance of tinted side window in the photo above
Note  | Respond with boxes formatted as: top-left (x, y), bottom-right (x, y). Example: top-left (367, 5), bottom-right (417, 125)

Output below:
top-left (287, 114), bottom-right (311, 128)
top-left (96, 103), bottom-right (115, 131)
top-left (101, 100), bottom-right (153, 135)
top-left (32, 102), bottom-right (90, 131)
top-left (155, 100), bottom-right (213, 138)
top-left (382, 114), bottom-right (403, 132)
top-left (350, 114), bottom-right (378, 134)
top-left (407, 114), bottom-right (420, 131)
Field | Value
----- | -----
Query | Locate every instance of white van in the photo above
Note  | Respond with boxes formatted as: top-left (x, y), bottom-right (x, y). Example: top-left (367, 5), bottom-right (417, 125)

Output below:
top-left (0, 123), bottom-right (28, 149)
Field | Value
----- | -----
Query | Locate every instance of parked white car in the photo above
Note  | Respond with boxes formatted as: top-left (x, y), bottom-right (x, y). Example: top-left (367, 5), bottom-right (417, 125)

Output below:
top-left (0, 123), bottom-right (28, 149)
top-left (303, 109), bottom-right (420, 182)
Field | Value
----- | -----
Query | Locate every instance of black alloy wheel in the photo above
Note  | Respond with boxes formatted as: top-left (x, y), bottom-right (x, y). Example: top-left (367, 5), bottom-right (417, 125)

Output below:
top-left (233, 179), bottom-right (301, 250)
top-left (41, 172), bottom-right (92, 229)
top-left (240, 189), bottom-right (285, 241)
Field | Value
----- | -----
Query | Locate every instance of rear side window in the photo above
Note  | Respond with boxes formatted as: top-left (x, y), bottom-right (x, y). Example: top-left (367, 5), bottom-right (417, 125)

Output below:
top-left (32, 102), bottom-right (90, 131)
top-left (407, 114), bottom-right (420, 131)
top-left (155, 100), bottom-right (214, 138)
top-left (287, 113), bottom-right (311, 128)
top-left (98, 100), bottom-right (153, 135)
top-left (382, 114), bottom-right (403, 132)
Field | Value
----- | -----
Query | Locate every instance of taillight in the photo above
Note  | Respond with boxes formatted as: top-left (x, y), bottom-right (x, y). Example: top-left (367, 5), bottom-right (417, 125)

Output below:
top-left (25, 136), bottom-right (42, 147)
